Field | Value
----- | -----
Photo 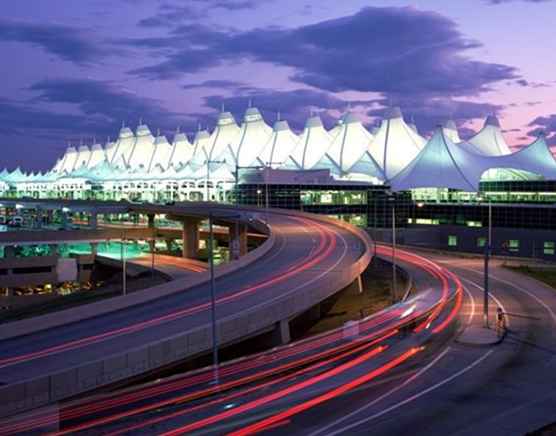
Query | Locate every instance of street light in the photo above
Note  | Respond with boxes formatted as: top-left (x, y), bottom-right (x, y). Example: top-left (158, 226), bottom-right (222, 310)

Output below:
top-left (121, 232), bottom-right (127, 296)
top-left (387, 194), bottom-right (397, 304)
top-left (206, 209), bottom-right (242, 385)
top-left (476, 195), bottom-right (492, 328)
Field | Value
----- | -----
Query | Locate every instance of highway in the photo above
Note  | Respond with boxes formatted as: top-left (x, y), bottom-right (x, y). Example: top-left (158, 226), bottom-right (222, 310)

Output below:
top-left (0, 201), bottom-right (373, 417)
top-left (0, 245), bottom-right (463, 434)
top-left (4, 249), bottom-right (555, 435)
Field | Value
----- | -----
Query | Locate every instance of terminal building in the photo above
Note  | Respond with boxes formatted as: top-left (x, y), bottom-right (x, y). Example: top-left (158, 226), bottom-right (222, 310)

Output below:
top-left (3, 106), bottom-right (556, 259)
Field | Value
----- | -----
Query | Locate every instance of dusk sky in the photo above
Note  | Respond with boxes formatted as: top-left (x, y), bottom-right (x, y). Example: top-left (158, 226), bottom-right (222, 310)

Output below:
top-left (1, 0), bottom-right (555, 171)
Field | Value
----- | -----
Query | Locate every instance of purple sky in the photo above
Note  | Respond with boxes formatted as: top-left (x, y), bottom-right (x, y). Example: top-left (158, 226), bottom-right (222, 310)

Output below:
top-left (1, 0), bottom-right (555, 171)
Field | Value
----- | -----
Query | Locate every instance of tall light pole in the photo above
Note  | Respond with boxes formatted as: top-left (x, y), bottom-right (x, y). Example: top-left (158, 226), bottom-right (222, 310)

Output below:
top-left (205, 210), bottom-right (241, 385)
top-left (208, 212), bottom-right (218, 384)
top-left (484, 199), bottom-right (492, 328)
top-left (121, 233), bottom-right (127, 296)
top-left (387, 194), bottom-right (397, 304)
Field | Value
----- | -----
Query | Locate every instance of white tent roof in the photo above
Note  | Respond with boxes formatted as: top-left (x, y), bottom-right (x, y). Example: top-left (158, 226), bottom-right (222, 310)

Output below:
top-left (325, 112), bottom-right (374, 174)
top-left (168, 131), bottom-right (194, 169)
top-left (61, 146), bottom-right (79, 173)
top-left (234, 107), bottom-right (272, 167)
top-left (391, 127), bottom-right (486, 192)
top-left (110, 126), bottom-right (135, 166)
top-left (369, 107), bottom-right (426, 181)
top-left (466, 115), bottom-right (511, 156)
top-left (88, 143), bottom-right (106, 169)
top-left (75, 145), bottom-right (91, 170)
top-left (53, 148), bottom-right (70, 173)
top-left (149, 134), bottom-right (172, 171)
top-left (287, 115), bottom-right (331, 170)
top-left (255, 119), bottom-right (299, 168)
top-left (391, 129), bottom-right (556, 192)
top-left (207, 111), bottom-right (240, 163)
top-left (128, 124), bottom-right (155, 170)
top-left (188, 129), bottom-right (211, 170)
top-left (442, 120), bottom-right (461, 143)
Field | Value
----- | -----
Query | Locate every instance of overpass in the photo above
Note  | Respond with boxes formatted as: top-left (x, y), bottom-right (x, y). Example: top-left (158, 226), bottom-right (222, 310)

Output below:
top-left (0, 200), bottom-right (373, 417)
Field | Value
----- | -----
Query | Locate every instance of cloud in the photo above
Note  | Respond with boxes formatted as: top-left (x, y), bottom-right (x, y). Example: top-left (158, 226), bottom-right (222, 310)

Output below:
top-left (528, 113), bottom-right (556, 145)
top-left (182, 79), bottom-right (245, 90)
top-left (28, 78), bottom-right (187, 130)
top-left (487, 0), bottom-right (552, 4)
top-left (138, 0), bottom-right (270, 27)
top-left (367, 96), bottom-right (503, 136)
top-left (126, 6), bottom-right (518, 101)
top-left (0, 19), bottom-right (106, 64)
top-left (202, 87), bottom-right (351, 130)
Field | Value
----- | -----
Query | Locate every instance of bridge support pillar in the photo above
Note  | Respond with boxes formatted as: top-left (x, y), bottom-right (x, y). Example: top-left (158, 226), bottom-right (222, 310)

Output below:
top-left (229, 222), bottom-right (248, 260)
top-left (147, 214), bottom-right (155, 229)
top-left (182, 219), bottom-right (200, 259)
top-left (271, 319), bottom-right (290, 345)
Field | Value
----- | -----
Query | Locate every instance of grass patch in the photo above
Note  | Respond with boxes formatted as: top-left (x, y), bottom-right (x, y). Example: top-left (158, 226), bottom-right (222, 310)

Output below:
top-left (504, 265), bottom-right (556, 290)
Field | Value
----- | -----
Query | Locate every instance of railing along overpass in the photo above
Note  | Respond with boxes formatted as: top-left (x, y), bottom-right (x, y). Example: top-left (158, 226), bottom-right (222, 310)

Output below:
top-left (0, 200), bottom-right (373, 417)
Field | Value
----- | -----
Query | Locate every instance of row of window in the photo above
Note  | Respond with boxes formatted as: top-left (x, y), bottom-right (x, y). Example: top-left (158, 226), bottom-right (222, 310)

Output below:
top-left (447, 236), bottom-right (555, 255)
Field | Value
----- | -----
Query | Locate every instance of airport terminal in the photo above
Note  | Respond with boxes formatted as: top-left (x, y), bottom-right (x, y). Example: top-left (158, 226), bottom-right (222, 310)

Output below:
top-left (2, 106), bottom-right (556, 259)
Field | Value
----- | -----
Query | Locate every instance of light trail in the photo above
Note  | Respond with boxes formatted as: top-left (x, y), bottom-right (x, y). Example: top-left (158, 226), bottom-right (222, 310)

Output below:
top-left (0, 216), bottom-right (334, 370)
top-left (228, 347), bottom-right (423, 436)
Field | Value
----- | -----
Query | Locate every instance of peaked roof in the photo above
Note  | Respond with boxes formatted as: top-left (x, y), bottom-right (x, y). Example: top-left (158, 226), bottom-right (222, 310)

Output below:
top-left (391, 128), bottom-right (486, 192)
top-left (149, 134), bottom-right (172, 171)
top-left (287, 115), bottom-right (331, 170)
top-left (255, 119), bottom-right (299, 168)
top-left (169, 131), bottom-right (194, 169)
top-left (324, 112), bottom-right (374, 174)
top-left (206, 111), bottom-right (240, 163)
top-left (235, 107), bottom-right (273, 167)
top-left (369, 107), bottom-right (426, 180)
top-left (110, 126), bottom-right (136, 166)
top-left (443, 120), bottom-right (461, 143)
top-left (466, 115), bottom-right (511, 156)
top-left (128, 124), bottom-right (155, 170)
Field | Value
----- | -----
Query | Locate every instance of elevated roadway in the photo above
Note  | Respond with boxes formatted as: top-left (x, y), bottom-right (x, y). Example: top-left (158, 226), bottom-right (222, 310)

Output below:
top-left (0, 201), bottom-right (373, 417)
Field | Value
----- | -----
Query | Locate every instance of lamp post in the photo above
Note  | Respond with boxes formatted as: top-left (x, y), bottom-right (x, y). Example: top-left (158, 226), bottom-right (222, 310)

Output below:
top-left (207, 211), bottom-right (218, 384)
top-left (205, 210), bottom-right (242, 385)
top-left (387, 194), bottom-right (397, 304)
top-left (121, 233), bottom-right (127, 296)
top-left (484, 199), bottom-right (492, 328)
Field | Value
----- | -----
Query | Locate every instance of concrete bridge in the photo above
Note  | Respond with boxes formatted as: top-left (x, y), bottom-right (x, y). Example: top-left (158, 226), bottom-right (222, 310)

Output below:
top-left (0, 200), bottom-right (373, 417)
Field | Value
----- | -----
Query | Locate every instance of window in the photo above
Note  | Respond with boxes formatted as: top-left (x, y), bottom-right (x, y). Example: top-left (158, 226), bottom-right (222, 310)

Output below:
top-left (448, 235), bottom-right (457, 247)
top-left (544, 241), bottom-right (555, 255)
top-left (477, 237), bottom-right (486, 248)
top-left (508, 240), bottom-right (519, 253)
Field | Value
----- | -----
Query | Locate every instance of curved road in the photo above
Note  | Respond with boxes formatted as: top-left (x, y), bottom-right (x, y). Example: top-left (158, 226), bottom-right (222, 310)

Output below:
top-left (0, 202), bottom-right (370, 405)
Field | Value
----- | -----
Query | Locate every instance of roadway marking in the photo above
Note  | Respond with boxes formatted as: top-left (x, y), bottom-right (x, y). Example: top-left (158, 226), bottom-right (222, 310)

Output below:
top-left (458, 266), bottom-right (556, 326)
top-left (489, 272), bottom-right (556, 326)
top-left (462, 286), bottom-right (476, 326)
top-left (309, 347), bottom-right (452, 436)
top-left (459, 276), bottom-right (510, 327)
top-left (320, 349), bottom-right (494, 436)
